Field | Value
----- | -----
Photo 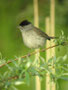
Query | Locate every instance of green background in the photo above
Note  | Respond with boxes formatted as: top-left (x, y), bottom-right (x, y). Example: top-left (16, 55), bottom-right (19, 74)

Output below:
top-left (0, 0), bottom-right (68, 90)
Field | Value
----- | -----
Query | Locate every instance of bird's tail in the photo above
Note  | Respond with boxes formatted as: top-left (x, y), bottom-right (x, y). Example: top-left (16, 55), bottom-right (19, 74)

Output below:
top-left (48, 36), bottom-right (58, 40)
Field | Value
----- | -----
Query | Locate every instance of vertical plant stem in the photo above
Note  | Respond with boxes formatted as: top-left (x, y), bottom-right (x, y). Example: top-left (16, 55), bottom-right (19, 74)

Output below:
top-left (45, 17), bottom-right (51, 90)
top-left (33, 0), bottom-right (41, 90)
top-left (50, 0), bottom-right (56, 90)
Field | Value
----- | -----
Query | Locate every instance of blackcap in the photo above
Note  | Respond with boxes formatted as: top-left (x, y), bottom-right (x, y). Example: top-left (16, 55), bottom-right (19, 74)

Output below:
top-left (18, 20), bottom-right (57, 49)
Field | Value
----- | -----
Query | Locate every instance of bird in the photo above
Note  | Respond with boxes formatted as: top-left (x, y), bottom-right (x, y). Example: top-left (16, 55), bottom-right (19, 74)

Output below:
top-left (18, 20), bottom-right (57, 49)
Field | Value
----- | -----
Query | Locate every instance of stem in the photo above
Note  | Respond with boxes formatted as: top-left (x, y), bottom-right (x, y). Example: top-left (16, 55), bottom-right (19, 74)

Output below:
top-left (0, 43), bottom-right (67, 83)
top-left (0, 42), bottom-right (67, 68)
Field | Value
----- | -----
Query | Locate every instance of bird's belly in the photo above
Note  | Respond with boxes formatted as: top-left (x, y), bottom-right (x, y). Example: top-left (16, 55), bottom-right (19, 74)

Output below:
top-left (22, 31), bottom-right (46, 48)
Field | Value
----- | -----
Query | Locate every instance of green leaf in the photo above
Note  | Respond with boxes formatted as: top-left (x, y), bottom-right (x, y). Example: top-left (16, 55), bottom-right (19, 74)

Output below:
top-left (14, 80), bottom-right (25, 85)
top-left (25, 72), bottom-right (30, 85)
top-left (25, 61), bottom-right (31, 70)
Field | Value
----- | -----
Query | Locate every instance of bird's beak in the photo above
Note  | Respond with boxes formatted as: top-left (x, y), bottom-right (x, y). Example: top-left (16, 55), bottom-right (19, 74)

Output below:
top-left (17, 26), bottom-right (23, 32)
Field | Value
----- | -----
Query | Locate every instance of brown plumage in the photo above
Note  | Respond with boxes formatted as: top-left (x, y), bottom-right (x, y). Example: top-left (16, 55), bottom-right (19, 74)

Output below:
top-left (34, 27), bottom-right (57, 40)
top-left (18, 20), bottom-right (58, 48)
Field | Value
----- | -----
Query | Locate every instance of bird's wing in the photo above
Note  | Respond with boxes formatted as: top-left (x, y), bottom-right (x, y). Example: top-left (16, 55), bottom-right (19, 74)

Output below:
top-left (34, 27), bottom-right (51, 40)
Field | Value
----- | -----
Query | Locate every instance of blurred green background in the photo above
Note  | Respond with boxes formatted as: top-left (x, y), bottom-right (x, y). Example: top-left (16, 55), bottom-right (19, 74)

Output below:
top-left (0, 0), bottom-right (68, 90)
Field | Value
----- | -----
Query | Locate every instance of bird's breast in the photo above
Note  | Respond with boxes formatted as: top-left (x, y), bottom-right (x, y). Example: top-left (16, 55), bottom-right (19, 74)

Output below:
top-left (22, 30), bottom-right (46, 48)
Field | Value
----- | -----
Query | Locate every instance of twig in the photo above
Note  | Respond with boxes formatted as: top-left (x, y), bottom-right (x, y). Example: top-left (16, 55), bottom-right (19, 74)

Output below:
top-left (0, 42), bottom-right (67, 69)
top-left (0, 75), bottom-right (19, 83)
top-left (0, 43), bottom-right (68, 83)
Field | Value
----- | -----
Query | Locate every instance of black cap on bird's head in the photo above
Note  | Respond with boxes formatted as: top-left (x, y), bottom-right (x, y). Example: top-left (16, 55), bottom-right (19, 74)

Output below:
top-left (19, 20), bottom-right (31, 27)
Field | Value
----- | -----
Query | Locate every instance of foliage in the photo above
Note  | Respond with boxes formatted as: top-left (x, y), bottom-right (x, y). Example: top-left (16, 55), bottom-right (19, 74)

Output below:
top-left (0, 32), bottom-right (68, 90)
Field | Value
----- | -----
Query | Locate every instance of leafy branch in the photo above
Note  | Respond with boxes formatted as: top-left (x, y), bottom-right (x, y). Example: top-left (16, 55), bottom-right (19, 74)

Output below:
top-left (0, 52), bottom-right (68, 89)
top-left (0, 32), bottom-right (68, 89)
top-left (0, 41), bottom-right (68, 69)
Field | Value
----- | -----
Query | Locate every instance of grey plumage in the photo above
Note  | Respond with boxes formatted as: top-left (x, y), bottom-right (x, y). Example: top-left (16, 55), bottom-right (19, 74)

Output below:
top-left (18, 20), bottom-right (57, 48)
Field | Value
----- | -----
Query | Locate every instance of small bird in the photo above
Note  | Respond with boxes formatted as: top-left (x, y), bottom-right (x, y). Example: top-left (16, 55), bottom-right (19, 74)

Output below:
top-left (18, 20), bottom-right (57, 49)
